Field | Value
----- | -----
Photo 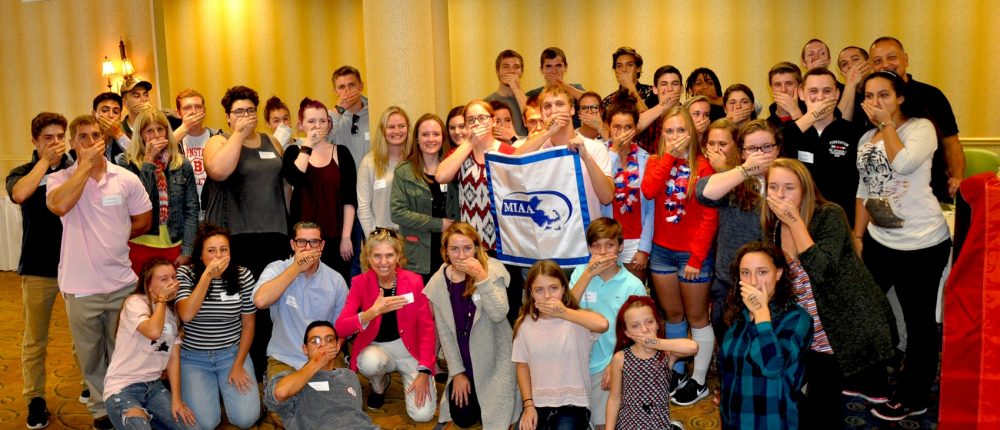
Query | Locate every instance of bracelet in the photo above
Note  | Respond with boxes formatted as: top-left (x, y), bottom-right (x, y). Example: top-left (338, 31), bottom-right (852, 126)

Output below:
top-left (522, 398), bottom-right (533, 405)
top-left (299, 145), bottom-right (313, 155)
top-left (736, 165), bottom-right (750, 179)
top-left (877, 120), bottom-right (896, 130)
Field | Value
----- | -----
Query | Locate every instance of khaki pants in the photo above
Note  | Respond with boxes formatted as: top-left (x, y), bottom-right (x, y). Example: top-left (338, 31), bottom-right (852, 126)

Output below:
top-left (64, 284), bottom-right (132, 418)
top-left (21, 275), bottom-right (60, 400)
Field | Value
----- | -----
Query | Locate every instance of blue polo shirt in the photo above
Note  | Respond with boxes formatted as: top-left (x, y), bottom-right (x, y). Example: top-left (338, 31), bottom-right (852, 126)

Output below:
top-left (255, 257), bottom-right (348, 369)
top-left (569, 264), bottom-right (646, 373)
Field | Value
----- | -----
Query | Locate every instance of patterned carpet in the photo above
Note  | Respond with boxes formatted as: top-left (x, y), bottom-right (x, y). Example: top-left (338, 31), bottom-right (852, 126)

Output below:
top-left (0, 270), bottom-right (937, 429)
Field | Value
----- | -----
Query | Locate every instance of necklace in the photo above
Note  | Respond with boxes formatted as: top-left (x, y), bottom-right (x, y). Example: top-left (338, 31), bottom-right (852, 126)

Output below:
top-left (380, 275), bottom-right (397, 296)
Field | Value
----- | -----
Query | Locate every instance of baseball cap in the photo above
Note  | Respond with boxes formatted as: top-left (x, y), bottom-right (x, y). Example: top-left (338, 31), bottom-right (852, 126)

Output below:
top-left (120, 76), bottom-right (152, 96)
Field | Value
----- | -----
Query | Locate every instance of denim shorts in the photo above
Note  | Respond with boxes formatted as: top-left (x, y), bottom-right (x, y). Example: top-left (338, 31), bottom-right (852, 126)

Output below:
top-left (649, 244), bottom-right (714, 283)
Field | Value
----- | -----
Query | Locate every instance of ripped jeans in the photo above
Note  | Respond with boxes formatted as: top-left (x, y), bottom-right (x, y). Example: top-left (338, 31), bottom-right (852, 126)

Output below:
top-left (106, 380), bottom-right (188, 430)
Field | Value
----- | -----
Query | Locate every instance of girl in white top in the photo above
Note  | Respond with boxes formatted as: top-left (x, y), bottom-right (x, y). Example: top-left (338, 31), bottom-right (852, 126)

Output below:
top-left (852, 70), bottom-right (951, 421)
top-left (512, 260), bottom-right (609, 430)
top-left (104, 258), bottom-right (196, 430)
top-left (357, 106), bottom-right (411, 236)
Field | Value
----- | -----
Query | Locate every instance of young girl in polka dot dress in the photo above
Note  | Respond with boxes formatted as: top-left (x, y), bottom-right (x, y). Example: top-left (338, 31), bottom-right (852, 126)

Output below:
top-left (605, 296), bottom-right (697, 429)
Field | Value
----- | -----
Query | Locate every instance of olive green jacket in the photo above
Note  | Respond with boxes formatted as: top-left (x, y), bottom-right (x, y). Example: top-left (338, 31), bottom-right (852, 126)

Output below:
top-left (390, 161), bottom-right (460, 275)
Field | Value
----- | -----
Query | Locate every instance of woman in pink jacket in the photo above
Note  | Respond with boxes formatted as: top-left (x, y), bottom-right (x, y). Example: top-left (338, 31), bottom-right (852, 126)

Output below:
top-left (335, 230), bottom-right (437, 422)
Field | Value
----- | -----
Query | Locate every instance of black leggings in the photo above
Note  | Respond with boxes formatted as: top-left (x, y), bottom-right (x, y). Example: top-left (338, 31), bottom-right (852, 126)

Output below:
top-left (861, 234), bottom-right (950, 408)
top-left (448, 379), bottom-right (482, 428)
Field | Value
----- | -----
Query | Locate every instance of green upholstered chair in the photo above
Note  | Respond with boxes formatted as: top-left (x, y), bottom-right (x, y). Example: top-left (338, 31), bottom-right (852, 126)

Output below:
top-left (963, 148), bottom-right (1000, 177)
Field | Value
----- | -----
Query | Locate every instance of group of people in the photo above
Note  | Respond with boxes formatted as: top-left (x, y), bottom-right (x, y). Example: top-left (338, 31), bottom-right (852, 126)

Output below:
top-left (8, 34), bottom-right (961, 430)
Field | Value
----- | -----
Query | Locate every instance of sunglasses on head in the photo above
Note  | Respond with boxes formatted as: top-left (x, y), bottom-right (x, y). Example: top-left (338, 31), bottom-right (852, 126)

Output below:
top-left (351, 114), bottom-right (361, 135)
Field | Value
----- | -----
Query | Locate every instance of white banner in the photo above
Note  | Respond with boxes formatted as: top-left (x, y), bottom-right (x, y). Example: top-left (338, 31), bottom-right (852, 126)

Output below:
top-left (485, 147), bottom-right (592, 267)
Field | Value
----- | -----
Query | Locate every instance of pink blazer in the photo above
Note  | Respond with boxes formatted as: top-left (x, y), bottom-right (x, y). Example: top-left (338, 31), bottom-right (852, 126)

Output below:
top-left (335, 267), bottom-right (436, 372)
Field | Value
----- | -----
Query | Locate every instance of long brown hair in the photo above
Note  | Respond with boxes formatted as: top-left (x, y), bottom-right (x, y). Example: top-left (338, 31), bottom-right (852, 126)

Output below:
top-left (440, 222), bottom-right (490, 298)
top-left (117, 257), bottom-right (175, 335)
top-left (723, 241), bottom-right (797, 326)
top-left (512, 260), bottom-right (579, 338)
top-left (407, 113), bottom-right (447, 184)
top-left (761, 158), bottom-right (826, 237)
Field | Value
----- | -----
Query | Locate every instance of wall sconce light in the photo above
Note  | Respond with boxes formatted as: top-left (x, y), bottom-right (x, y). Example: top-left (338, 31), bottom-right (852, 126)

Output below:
top-left (101, 56), bottom-right (116, 90)
top-left (119, 39), bottom-right (135, 77)
top-left (101, 38), bottom-right (139, 93)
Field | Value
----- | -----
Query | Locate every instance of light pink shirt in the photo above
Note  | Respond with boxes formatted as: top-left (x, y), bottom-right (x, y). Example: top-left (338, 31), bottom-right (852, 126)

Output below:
top-left (511, 316), bottom-right (598, 408)
top-left (103, 295), bottom-right (181, 400)
top-left (47, 161), bottom-right (152, 294)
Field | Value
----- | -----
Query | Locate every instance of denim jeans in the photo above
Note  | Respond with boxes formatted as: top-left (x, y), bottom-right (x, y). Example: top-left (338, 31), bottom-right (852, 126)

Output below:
top-left (106, 380), bottom-right (188, 430)
top-left (532, 405), bottom-right (591, 430)
top-left (180, 344), bottom-right (260, 430)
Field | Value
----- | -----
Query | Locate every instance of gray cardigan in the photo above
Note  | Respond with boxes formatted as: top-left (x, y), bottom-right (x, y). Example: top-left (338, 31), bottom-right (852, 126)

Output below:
top-left (423, 258), bottom-right (520, 429)
top-left (777, 203), bottom-right (897, 377)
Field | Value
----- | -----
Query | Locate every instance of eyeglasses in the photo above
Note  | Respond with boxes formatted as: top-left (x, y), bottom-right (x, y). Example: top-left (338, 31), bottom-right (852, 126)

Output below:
top-left (351, 114), bottom-right (360, 135)
top-left (232, 108), bottom-right (257, 117)
top-left (743, 143), bottom-right (777, 154)
top-left (579, 105), bottom-right (601, 113)
top-left (307, 335), bottom-right (337, 346)
top-left (294, 238), bottom-right (323, 248)
top-left (369, 228), bottom-right (398, 239)
top-left (465, 115), bottom-right (492, 125)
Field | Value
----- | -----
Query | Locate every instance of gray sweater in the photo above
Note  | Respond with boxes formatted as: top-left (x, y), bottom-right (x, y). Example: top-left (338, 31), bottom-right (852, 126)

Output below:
top-left (695, 176), bottom-right (761, 283)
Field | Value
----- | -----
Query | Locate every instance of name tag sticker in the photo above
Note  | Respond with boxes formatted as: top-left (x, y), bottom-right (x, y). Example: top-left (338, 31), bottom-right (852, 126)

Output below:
top-left (285, 295), bottom-right (299, 309)
top-left (162, 323), bottom-right (175, 335)
top-left (259, 151), bottom-right (276, 159)
top-left (439, 183), bottom-right (448, 192)
top-left (797, 151), bottom-right (815, 164)
top-left (40, 175), bottom-right (48, 186)
top-left (400, 292), bottom-right (415, 304)
top-left (472, 293), bottom-right (481, 302)
top-left (102, 195), bottom-right (123, 207)
top-left (584, 291), bottom-right (598, 303)
top-left (364, 132), bottom-right (370, 141)
top-left (373, 179), bottom-right (387, 190)
top-left (308, 381), bottom-right (330, 391)
top-left (219, 292), bottom-right (240, 302)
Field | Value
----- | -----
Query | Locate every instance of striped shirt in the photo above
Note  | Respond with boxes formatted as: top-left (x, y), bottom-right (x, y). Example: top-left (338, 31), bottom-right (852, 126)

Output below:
top-left (175, 265), bottom-right (256, 350)
top-left (787, 258), bottom-right (833, 353)
top-left (719, 306), bottom-right (812, 429)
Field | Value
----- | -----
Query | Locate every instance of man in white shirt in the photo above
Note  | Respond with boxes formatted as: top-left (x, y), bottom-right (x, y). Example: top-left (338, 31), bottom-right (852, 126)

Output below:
top-left (172, 88), bottom-right (219, 200)
top-left (515, 86), bottom-right (613, 222)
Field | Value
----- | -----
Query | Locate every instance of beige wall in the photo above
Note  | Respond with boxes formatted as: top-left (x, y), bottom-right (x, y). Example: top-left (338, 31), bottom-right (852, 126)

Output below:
top-left (2, 0), bottom-right (998, 177)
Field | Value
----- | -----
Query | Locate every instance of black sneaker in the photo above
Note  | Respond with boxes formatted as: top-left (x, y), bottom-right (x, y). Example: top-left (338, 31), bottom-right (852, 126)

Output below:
top-left (26, 397), bottom-right (49, 429)
top-left (871, 401), bottom-right (928, 421)
top-left (93, 415), bottom-right (113, 430)
top-left (668, 370), bottom-right (689, 396)
top-left (671, 379), bottom-right (708, 406)
top-left (79, 388), bottom-right (90, 404)
top-left (367, 378), bottom-right (390, 410)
